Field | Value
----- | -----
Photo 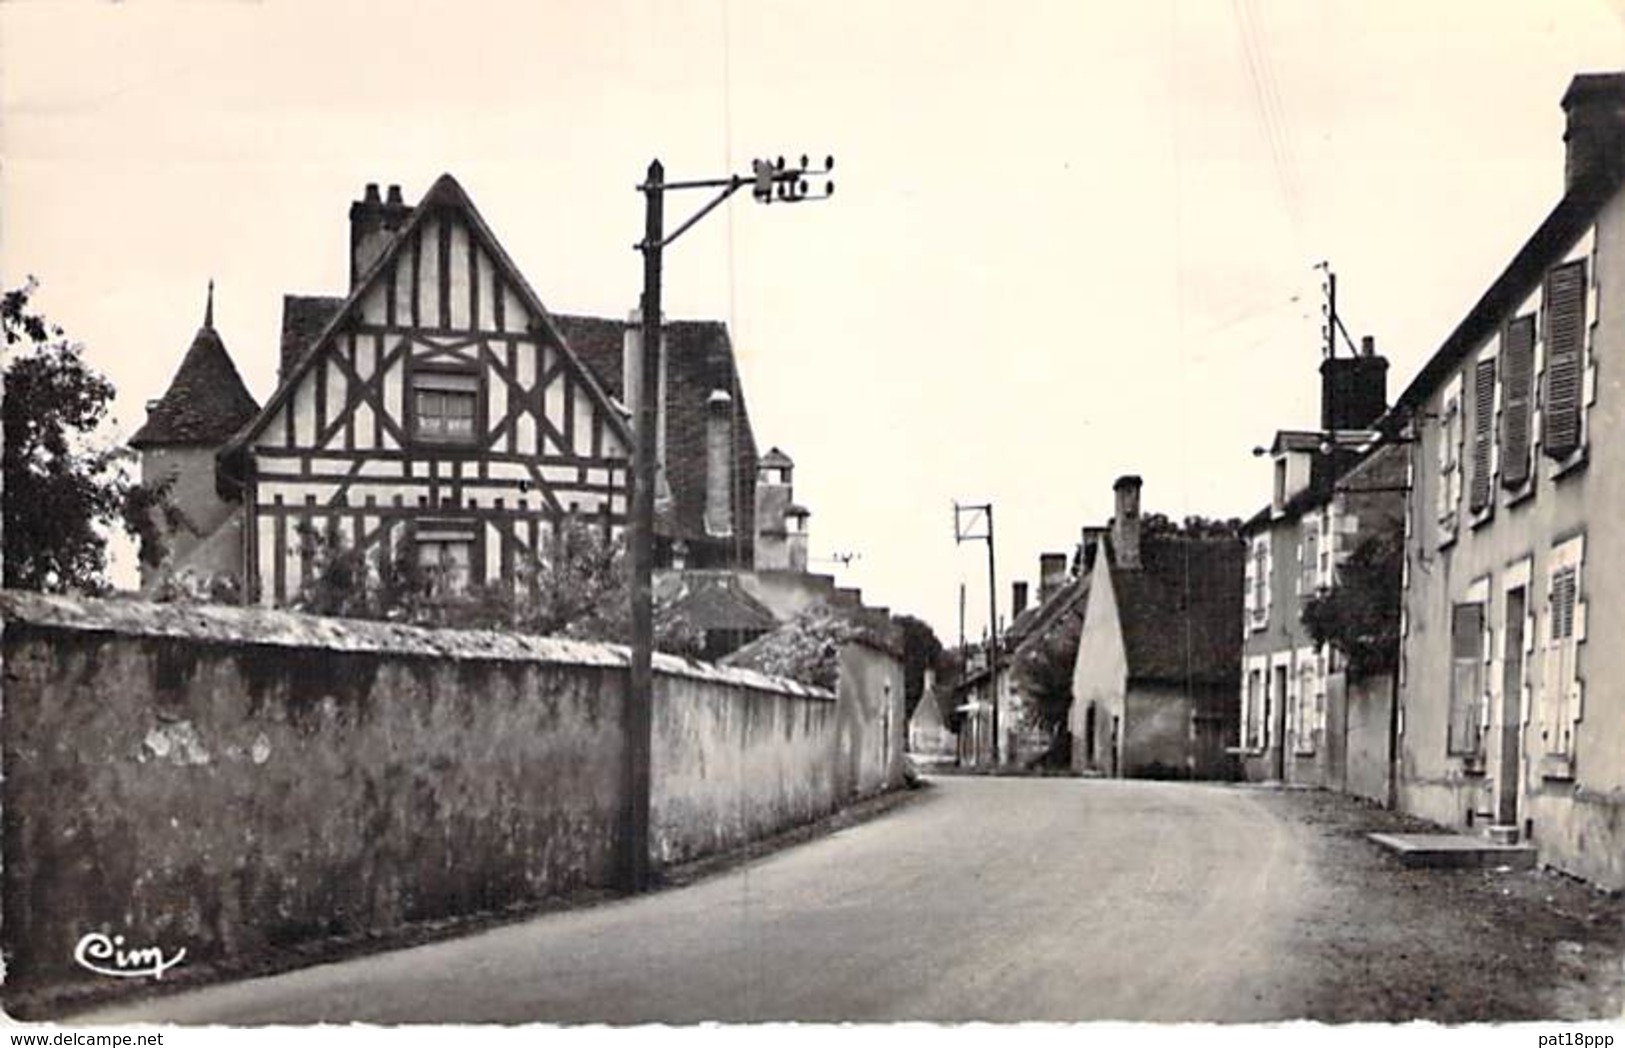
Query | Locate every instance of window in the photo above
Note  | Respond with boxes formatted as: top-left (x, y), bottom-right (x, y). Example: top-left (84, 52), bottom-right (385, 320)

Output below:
top-left (1469, 354), bottom-right (1497, 515)
top-left (1295, 661), bottom-right (1318, 755)
top-left (1540, 536), bottom-right (1586, 759)
top-left (412, 370), bottom-right (480, 443)
top-left (416, 527), bottom-right (474, 595)
top-left (1500, 314), bottom-right (1536, 492)
top-left (1436, 375), bottom-right (1464, 541)
top-left (1542, 259), bottom-right (1587, 464)
top-left (1244, 669), bottom-right (1264, 750)
top-left (1447, 602), bottom-right (1486, 756)
top-left (1300, 517), bottom-right (1319, 595)
top-left (1248, 536), bottom-right (1271, 629)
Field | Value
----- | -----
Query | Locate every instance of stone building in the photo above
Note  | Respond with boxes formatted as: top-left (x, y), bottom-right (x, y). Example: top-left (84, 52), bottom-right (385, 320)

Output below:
top-left (1069, 476), bottom-right (1244, 779)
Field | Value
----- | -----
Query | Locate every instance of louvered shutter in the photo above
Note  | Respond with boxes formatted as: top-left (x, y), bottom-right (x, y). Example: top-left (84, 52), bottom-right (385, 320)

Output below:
top-left (1470, 356), bottom-right (1496, 512)
top-left (1545, 565), bottom-right (1578, 754)
top-left (1543, 260), bottom-right (1586, 460)
top-left (1501, 315), bottom-right (1535, 489)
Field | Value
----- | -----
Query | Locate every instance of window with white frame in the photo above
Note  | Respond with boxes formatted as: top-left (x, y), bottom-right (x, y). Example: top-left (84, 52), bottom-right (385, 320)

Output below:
top-left (1295, 660), bottom-right (1318, 755)
top-left (1244, 668), bottom-right (1264, 750)
top-left (1248, 535), bottom-right (1271, 629)
top-left (412, 369), bottom-right (480, 444)
top-left (1436, 375), bottom-right (1464, 542)
top-left (1540, 535), bottom-right (1586, 759)
top-left (415, 527), bottom-right (475, 596)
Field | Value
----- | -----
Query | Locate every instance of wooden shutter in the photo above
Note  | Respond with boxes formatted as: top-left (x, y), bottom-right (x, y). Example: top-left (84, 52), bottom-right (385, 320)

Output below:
top-left (1469, 356), bottom-right (1496, 512)
top-left (1448, 602), bottom-right (1485, 755)
top-left (1500, 315), bottom-right (1535, 489)
top-left (1543, 260), bottom-right (1587, 460)
top-left (1545, 565), bottom-right (1579, 754)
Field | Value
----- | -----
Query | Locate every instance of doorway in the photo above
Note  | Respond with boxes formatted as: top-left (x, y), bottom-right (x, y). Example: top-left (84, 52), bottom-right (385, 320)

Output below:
top-left (1496, 587), bottom-right (1526, 828)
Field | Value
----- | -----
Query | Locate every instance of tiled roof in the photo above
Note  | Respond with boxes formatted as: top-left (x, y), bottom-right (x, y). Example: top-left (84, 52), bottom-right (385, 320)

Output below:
top-left (655, 571), bottom-right (778, 633)
top-left (279, 295), bottom-right (345, 378)
top-left (1112, 535), bottom-right (1244, 686)
top-left (1007, 574), bottom-right (1090, 657)
top-left (130, 322), bottom-right (260, 448)
top-left (553, 314), bottom-right (760, 550)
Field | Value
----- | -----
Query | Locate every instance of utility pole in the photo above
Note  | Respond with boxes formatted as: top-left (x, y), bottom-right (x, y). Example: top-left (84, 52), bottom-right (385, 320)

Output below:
top-left (953, 501), bottom-right (999, 766)
top-left (623, 154), bottom-right (834, 893)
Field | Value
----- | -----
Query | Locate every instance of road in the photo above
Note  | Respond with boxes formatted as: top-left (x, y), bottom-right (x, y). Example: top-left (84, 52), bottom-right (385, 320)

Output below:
top-left (81, 777), bottom-right (1321, 1024)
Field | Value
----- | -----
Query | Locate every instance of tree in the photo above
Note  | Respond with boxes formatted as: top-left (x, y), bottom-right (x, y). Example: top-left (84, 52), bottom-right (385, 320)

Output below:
top-left (1300, 524), bottom-right (1403, 677)
top-left (289, 516), bottom-right (703, 656)
top-left (1141, 513), bottom-right (1245, 541)
top-left (3, 278), bottom-right (177, 592)
top-left (893, 613), bottom-right (944, 717)
top-left (1012, 623), bottom-right (1079, 737)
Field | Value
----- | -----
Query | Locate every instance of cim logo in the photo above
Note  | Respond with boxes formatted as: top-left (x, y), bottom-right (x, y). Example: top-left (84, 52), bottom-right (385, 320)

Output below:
top-left (73, 932), bottom-right (186, 980)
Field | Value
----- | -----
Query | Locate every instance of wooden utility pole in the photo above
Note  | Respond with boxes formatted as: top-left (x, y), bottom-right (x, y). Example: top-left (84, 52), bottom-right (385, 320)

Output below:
top-left (624, 154), bottom-right (833, 892)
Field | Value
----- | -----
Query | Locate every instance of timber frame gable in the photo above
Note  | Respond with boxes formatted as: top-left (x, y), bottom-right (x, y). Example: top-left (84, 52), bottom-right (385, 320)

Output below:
top-left (221, 174), bottom-right (637, 606)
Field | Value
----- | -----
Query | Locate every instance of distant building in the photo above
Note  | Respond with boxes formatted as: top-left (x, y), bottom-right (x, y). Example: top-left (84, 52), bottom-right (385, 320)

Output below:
top-left (1069, 476), bottom-right (1244, 779)
top-left (1237, 340), bottom-right (1405, 801)
top-left (950, 552), bottom-right (1089, 768)
top-left (907, 668), bottom-right (956, 760)
top-left (1387, 73), bottom-right (1625, 889)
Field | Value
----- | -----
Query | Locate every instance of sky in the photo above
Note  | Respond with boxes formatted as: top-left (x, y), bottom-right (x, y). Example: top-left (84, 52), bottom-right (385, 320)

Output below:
top-left (4, 0), bottom-right (1625, 643)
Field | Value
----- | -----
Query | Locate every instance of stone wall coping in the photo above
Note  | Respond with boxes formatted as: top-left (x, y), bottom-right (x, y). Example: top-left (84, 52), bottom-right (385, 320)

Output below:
top-left (0, 590), bottom-right (835, 701)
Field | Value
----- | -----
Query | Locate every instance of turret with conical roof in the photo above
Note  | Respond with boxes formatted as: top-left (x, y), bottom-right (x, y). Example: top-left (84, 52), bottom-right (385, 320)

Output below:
top-left (131, 283), bottom-right (261, 591)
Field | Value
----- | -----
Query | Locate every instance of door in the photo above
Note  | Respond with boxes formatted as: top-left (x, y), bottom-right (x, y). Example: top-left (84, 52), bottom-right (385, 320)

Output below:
top-left (1496, 587), bottom-right (1526, 827)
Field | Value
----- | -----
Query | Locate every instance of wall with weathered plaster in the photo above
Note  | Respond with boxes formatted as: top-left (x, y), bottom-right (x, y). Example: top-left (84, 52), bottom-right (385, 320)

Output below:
top-left (0, 591), bottom-right (855, 995)
top-left (834, 641), bottom-right (906, 799)
top-left (1342, 671), bottom-right (1395, 806)
top-left (650, 670), bottom-right (839, 865)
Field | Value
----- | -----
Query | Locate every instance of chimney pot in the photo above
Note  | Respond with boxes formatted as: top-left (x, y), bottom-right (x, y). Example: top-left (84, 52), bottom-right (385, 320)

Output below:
top-left (1360, 335), bottom-right (1375, 357)
top-left (386, 184), bottom-right (404, 206)
top-left (1012, 581), bottom-right (1029, 619)
top-left (363, 182), bottom-right (381, 204)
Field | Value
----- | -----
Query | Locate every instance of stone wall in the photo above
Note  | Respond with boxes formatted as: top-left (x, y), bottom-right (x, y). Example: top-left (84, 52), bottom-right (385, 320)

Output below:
top-left (0, 591), bottom-right (878, 995)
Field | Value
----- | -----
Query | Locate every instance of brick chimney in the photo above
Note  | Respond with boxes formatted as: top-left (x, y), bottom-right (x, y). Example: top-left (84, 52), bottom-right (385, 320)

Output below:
top-left (1012, 581), bottom-right (1029, 619)
top-left (1319, 334), bottom-right (1389, 432)
top-left (1561, 73), bottom-right (1625, 195)
top-left (350, 183), bottom-right (412, 287)
top-left (1039, 552), bottom-right (1067, 601)
top-left (1112, 475), bottom-right (1143, 570)
top-left (704, 389), bottom-right (733, 537)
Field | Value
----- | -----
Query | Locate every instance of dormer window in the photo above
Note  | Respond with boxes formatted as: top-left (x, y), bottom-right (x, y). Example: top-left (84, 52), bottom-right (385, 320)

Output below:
top-left (412, 369), bottom-right (480, 444)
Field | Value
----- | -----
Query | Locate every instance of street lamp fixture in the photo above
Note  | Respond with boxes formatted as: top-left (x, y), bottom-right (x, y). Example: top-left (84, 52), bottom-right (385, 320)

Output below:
top-left (622, 154), bottom-right (835, 894)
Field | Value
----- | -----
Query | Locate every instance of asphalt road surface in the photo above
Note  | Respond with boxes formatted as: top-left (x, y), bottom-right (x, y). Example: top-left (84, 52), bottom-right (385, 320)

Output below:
top-left (81, 777), bottom-right (1321, 1024)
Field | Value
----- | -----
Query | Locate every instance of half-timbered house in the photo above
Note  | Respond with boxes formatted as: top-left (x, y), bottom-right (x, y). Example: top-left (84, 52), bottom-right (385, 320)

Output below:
top-left (137, 175), bottom-right (777, 607)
